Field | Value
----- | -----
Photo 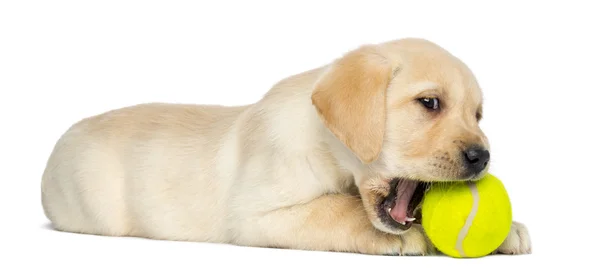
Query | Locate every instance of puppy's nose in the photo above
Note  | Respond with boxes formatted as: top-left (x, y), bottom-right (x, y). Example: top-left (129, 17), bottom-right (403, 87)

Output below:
top-left (463, 146), bottom-right (490, 174)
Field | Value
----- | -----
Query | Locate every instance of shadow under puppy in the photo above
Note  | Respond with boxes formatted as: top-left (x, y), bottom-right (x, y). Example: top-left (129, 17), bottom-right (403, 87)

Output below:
top-left (41, 38), bottom-right (531, 255)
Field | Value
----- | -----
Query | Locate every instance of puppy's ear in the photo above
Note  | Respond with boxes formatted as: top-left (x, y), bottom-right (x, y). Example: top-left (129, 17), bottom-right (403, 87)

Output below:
top-left (311, 45), bottom-right (393, 164)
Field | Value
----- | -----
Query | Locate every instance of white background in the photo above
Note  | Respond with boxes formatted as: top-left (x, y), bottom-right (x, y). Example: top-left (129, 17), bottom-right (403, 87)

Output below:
top-left (1, 1), bottom-right (598, 273)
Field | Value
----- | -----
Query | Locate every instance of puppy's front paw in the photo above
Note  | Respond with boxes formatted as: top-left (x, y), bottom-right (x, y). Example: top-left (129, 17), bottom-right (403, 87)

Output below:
top-left (372, 225), bottom-right (434, 256)
top-left (495, 221), bottom-right (532, 255)
top-left (398, 225), bottom-right (435, 256)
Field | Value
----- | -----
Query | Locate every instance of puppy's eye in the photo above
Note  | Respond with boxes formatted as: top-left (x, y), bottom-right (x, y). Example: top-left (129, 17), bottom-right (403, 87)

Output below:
top-left (418, 97), bottom-right (440, 110)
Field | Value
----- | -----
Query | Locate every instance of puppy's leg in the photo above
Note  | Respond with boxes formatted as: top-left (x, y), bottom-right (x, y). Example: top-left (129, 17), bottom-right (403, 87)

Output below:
top-left (233, 194), bottom-right (433, 255)
top-left (495, 221), bottom-right (532, 255)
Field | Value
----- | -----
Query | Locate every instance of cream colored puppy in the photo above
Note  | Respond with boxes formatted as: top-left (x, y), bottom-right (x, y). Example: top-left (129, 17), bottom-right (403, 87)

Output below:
top-left (41, 38), bottom-right (531, 255)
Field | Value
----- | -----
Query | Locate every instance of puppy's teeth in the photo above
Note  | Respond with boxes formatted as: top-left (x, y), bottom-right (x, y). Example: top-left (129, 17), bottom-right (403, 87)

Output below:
top-left (387, 207), bottom-right (392, 213)
top-left (406, 217), bottom-right (416, 222)
top-left (400, 221), bottom-right (406, 225)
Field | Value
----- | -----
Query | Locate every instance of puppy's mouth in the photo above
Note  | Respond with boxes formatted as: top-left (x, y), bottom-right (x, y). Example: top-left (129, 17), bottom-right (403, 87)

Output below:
top-left (378, 178), bottom-right (427, 231)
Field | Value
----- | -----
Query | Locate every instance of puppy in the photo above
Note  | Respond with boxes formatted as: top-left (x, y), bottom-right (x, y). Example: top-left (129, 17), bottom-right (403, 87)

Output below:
top-left (41, 38), bottom-right (531, 255)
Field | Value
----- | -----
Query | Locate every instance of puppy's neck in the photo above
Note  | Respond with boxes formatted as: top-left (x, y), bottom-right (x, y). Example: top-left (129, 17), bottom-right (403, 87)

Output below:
top-left (252, 65), bottom-right (372, 191)
top-left (318, 122), bottom-right (375, 186)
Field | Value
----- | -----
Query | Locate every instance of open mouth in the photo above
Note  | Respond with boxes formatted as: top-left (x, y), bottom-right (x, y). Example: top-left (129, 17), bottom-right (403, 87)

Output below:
top-left (378, 178), bottom-right (428, 231)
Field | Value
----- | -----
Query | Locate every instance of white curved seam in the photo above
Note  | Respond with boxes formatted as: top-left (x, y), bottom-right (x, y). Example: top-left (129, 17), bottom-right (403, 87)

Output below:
top-left (455, 182), bottom-right (479, 257)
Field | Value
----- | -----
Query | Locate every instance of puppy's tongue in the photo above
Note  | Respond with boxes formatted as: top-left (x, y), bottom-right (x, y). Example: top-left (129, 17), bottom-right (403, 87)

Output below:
top-left (389, 180), bottom-right (418, 224)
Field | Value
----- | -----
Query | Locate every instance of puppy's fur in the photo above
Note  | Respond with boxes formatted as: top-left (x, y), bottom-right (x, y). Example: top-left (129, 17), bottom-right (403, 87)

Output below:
top-left (41, 38), bottom-right (531, 255)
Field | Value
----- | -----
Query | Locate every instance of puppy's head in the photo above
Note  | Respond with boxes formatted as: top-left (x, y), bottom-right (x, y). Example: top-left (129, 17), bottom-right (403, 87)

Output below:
top-left (311, 38), bottom-right (489, 234)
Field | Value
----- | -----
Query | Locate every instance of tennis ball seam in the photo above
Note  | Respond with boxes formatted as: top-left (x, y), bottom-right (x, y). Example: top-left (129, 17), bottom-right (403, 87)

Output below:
top-left (454, 181), bottom-right (480, 257)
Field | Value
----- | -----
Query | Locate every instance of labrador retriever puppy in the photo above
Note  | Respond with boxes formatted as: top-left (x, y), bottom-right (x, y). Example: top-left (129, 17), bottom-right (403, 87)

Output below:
top-left (41, 38), bottom-right (531, 255)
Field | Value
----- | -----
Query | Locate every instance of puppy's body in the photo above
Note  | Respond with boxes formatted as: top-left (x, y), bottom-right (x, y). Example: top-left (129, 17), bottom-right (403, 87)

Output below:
top-left (42, 67), bottom-right (365, 247)
top-left (41, 38), bottom-right (531, 255)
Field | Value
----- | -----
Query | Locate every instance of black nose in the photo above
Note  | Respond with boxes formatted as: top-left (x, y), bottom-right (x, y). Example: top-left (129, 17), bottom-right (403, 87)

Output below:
top-left (463, 146), bottom-right (490, 174)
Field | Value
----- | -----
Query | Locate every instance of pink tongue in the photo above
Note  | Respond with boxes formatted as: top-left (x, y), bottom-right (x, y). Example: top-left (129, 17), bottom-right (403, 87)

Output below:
top-left (389, 180), bottom-right (418, 224)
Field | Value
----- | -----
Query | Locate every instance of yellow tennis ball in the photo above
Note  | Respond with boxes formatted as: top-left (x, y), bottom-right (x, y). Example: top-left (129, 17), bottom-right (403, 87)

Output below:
top-left (421, 173), bottom-right (512, 258)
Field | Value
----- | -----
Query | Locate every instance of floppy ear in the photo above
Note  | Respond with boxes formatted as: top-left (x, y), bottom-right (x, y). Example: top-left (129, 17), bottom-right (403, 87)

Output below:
top-left (311, 45), bottom-right (393, 164)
